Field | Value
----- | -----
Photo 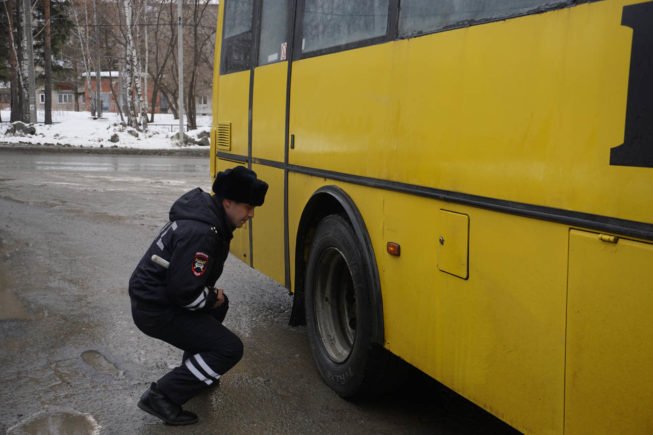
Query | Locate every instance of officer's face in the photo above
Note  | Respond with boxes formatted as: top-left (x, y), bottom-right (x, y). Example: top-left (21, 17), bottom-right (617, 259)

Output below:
top-left (223, 199), bottom-right (255, 228)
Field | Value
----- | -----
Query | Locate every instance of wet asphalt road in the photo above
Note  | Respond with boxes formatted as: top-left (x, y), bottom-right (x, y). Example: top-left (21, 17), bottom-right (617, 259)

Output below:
top-left (0, 148), bottom-right (519, 435)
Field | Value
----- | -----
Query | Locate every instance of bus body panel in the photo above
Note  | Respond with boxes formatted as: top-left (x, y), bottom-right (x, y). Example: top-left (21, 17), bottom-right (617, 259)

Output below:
top-left (566, 231), bottom-right (653, 434)
top-left (286, 172), bottom-right (327, 291)
top-left (378, 190), bottom-right (568, 434)
top-left (251, 162), bottom-right (285, 285)
top-left (289, 43), bottom-right (396, 178)
top-left (289, 1), bottom-right (651, 224)
top-left (215, 159), bottom-right (250, 262)
top-left (284, 170), bottom-right (567, 432)
top-left (215, 70), bottom-right (251, 263)
top-left (212, 1), bottom-right (653, 433)
top-left (216, 72), bottom-right (250, 159)
top-left (250, 61), bottom-right (288, 284)
top-left (252, 63), bottom-right (287, 163)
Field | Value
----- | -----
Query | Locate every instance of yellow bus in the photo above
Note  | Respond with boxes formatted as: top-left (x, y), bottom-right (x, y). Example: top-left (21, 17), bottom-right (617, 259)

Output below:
top-left (210, 1), bottom-right (653, 433)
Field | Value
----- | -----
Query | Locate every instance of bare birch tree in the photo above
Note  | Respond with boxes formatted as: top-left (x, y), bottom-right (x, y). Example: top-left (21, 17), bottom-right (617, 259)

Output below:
top-left (68, 0), bottom-right (94, 113)
top-left (147, 0), bottom-right (175, 122)
top-left (157, 0), bottom-right (215, 128)
top-left (185, 0), bottom-right (214, 129)
top-left (122, 0), bottom-right (148, 129)
top-left (43, 0), bottom-right (52, 124)
top-left (2, 0), bottom-right (26, 121)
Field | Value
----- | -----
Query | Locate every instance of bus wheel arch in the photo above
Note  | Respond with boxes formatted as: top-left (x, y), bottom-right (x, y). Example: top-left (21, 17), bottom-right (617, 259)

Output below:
top-left (290, 186), bottom-right (383, 342)
top-left (290, 186), bottom-right (386, 397)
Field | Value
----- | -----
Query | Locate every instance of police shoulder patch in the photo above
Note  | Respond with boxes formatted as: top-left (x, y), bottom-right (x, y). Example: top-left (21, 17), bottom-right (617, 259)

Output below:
top-left (192, 252), bottom-right (209, 277)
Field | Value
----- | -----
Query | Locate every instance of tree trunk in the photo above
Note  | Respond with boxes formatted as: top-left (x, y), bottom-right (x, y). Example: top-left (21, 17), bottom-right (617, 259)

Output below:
top-left (184, 0), bottom-right (212, 130)
top-left (123, 55), bottom-right (136, 127)
top-left (19, 0), bottom-right (29, 122)
top-left (107, 71), bottom-right (124, 123)
top-left (93, 0), bottom-right (102, 118)
top-left (72, 59), bottom-right (80, 111)
top-left (120, 64), bottom-right (130, 122)
top-left (70, 2), bottom-right (93, 113)
top-left (148, 1), bottom-right (176, 122)
top-left (149, 81), bottom-right (159, 122)
top-left (122, 0), bottom-right (148, 129)
top-left (186, 79), bottom-right (196, 130)
top-left (44, 0), bottom-right (52, 124)
top-left (161, 88), bottom-right (177, 119)
top-left (8, 0), bottom-right (24, 121)
top-left (143, 12), bottom-right (149, 123)
top-left (21, 0), bottom-right (37, 123)
top-left (185, 0), bottom-right (199, 130)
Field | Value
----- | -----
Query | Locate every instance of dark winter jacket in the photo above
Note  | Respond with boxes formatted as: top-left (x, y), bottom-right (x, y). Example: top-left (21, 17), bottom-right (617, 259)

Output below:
top-left (129, 188), bottom-right (233, 312)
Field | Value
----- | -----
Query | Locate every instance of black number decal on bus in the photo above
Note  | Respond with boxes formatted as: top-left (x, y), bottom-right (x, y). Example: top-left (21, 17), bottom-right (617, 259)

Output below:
top-left (610, 1), bottom-right (653, 168)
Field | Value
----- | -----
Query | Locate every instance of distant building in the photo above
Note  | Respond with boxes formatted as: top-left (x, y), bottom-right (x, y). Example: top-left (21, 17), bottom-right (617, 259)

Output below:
top-left (1, 74), bottom-right (211, 117)
top-left (37, 81), bottom-right (83, 112)
top-left (0, 82), bottom-right (11, 111)
top-left (82, 71), bottom-right (144, 113)
top-left (1, 81), bottom-right (83, 113)
top-left (196, 94), bottom-right (211, 116)
top-left (81, 72), bottom-right (211, 116)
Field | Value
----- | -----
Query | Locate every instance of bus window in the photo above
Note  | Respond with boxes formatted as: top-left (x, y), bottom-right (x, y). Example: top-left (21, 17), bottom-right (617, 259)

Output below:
top-left (398, 0), bottom-right (571, 37)
top-left (301, 0), bottom-right (389, 55)
top-left (221, 0), bottom-right (254, 74)
top-left (258, 0), bottom-right (290, 66)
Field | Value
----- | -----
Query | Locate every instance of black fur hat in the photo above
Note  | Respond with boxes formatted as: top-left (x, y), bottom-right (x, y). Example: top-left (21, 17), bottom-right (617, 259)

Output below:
top-left (212, 166), bottom-right (268, 206)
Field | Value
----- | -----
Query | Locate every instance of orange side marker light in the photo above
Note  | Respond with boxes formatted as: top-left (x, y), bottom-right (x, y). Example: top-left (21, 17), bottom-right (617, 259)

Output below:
top-left (386, 242), bottom-right (401, 257)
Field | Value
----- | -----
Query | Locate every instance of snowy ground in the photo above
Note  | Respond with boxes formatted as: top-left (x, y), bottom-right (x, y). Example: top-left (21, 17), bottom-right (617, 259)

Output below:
top-left (0, 110), bottom-right (211, 149)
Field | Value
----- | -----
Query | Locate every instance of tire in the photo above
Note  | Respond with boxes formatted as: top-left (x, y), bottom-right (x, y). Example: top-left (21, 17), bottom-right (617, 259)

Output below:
top-left (305, 214), bottom-right (380, 398)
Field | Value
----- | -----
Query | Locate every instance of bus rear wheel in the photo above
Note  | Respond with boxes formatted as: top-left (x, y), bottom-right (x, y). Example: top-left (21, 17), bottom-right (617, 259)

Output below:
top-left (305, 214), bottom-right (378, 398)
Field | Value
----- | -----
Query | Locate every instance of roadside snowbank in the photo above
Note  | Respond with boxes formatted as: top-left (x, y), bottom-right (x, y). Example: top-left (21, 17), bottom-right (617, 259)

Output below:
top-left (0, 110), bottom-right (211, 150)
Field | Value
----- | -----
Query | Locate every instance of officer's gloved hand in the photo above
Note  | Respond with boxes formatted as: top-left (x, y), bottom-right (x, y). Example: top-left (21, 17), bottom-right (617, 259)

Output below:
top-left (212, 289), bottom-right (229, 323)
top-left (214, 288), bottom-right (226, 308)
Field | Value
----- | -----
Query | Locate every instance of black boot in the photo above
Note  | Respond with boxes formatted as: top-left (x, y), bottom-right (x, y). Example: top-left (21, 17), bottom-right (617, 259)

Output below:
top-left (137, 383), bottom-right (198, 425)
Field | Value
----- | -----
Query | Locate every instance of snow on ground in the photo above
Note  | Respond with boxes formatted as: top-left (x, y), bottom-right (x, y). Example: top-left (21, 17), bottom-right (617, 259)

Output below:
top-left (0, 110), bottom-right (212, 149)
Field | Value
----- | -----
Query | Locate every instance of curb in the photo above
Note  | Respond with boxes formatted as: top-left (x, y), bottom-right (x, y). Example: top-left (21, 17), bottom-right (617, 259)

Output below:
top-left (0, 142), bottom-right (210, 157)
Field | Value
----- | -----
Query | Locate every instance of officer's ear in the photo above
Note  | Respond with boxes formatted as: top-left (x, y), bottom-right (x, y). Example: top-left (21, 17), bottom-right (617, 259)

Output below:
top-left (222, 198), bottom-right (234, 210)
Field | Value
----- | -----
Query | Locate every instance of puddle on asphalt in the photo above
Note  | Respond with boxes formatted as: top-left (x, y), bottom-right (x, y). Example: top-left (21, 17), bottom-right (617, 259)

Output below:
top-left (0, 235), bottom-right (31, 320)
top-left (0, 288), bottom-right (31, 320)
top-left (7, 409), bottom-right (100, 435)
top-left (81, 350), bottom-right (121, 377)
top-left (0, 261), bottom-right (30, 320)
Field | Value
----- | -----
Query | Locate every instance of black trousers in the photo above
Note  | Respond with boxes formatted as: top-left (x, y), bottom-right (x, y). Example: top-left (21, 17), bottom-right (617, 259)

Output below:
top-left (131, 295), bottom-right (243, 405)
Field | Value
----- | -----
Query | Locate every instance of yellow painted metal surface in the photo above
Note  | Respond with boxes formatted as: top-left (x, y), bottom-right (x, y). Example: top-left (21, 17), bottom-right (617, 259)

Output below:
top-left (437, 210), bottom-right (469, 279)
top-left (215, 161), bottom-right (250, 263)
top-left (216, 72), bottom-right (250, 160)
top-left (566, 230), bottom-right (653, 435)
top-left (214, 1), bottom-right (653, 433)
top-left (284, 173), bottom-right (568, 433)
top-left (213, 57), bottom-right (251, 263)
top-left (210, 5), bottom-right (224, 179)
top-left (251, 163), bottom-right (285, 285)
top-left (284, 7), bottom-right (652, 430)
top-left (249, 62), bottom-right (288, 285)
top-left (289, 0), bottom-right (652, 224)
top-left (379, 191), bottom-right (567, 434)
top-left (252, 63), bottom-right (287, 163)
top-left (286, 172), bottom-right (325, 291)
top-left (216, 122), bottom-right (232, 151)
top-left (289, 43), bottom-right (395, 177)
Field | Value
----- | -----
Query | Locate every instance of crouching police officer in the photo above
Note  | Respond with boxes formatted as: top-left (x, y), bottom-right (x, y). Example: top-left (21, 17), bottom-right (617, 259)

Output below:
top-left (129, 166), bottom-right (268, 425)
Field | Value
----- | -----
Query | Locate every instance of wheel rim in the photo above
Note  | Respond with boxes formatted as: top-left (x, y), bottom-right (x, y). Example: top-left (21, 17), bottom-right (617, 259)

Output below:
top-left (313, 247), bottom-right (357, 363)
